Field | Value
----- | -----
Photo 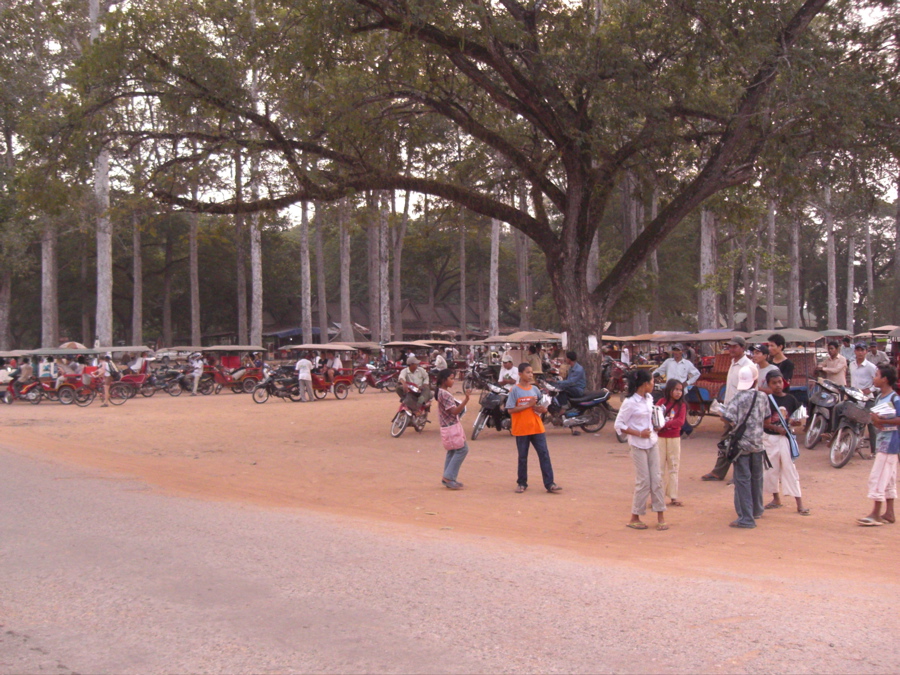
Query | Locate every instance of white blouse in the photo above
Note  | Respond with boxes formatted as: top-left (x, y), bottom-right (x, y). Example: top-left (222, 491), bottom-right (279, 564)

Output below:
top-left (613, 393), bottom-right (657, 449)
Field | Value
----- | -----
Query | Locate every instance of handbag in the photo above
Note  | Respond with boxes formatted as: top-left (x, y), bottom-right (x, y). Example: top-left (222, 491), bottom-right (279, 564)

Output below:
top-left (440, 422), bottom-right (467, 450)
top-left (717, 391), bottom-right (758, 463)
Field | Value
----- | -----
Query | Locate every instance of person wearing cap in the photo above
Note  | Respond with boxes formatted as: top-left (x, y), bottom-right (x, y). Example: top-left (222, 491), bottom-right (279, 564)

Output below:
top-left (820, 341), bottom-right (848, 386)
top-left (840, 336), bottom-right (855, 362)
top-left (850, 343), bottom-right (877, 395)
top-left (701, 337), bottom-right (757, 481)
top-left (398, 355), bottom-right (432, 412)
top-left (652, 344), bottom-right (700, 390)
top-left (431, 350), bottom-right (448, 371)
top-left (498, 355), bottom-right (519, 386)
top-left (866, 341), bottom-right (890, 368)
top-left (190, 352), bottom-right (205, 396)
top-left (749, 344), bottom-right (778, 394)
top-left (721, 364), bottom-right (769, 528)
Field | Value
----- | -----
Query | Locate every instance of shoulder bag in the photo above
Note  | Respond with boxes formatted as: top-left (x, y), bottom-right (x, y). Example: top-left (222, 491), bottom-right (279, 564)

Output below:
top-left (717, 391), bottom-right (758, 463)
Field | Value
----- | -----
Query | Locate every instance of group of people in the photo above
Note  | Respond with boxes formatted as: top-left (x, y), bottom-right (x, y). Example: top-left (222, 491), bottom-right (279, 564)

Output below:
top-left (4, 353), bottom-right (120, 407)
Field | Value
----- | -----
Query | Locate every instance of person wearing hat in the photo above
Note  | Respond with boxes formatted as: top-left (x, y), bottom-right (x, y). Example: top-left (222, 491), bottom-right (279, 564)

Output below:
top-left (701, 337), bottom-right (758, 481)
top-left (866, 341), bottom-right (890, 368)
top-left (398, 355), bottom-right (433, 412)
top-left (498, 354), bottom-right (519, 387)
top-left (721, 364), bottom-right (769, 528)
top-left (652, 344), bottom-right (700, 390)
top-left (840, 336), bottom-right (855, 362)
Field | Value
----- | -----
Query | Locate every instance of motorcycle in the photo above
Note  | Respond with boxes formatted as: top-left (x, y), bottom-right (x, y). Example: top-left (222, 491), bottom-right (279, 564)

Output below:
top-left (540, 381), bottom-right (611, 433)
top-left (3, 378), bottom-right (44, 405)
top-left (390, 383), bottom-right (431, 437)
top-left (252, 366), bottom-right (302, 404)
top-left (471, 381), bottom-right (511, 440)
top-left (462, 362), bottom-right (496, 395)
top-left (140, 367), bottom-right (186, 397)
top-left (804, 378), bottom-right (843, 449)
top-left (354, 364), bottom-right (400, 394)
top-left (828, 385), bottom-right (872, 468)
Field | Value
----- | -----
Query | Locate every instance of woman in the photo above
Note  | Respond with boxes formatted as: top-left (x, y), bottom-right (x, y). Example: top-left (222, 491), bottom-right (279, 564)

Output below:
top-left (435, 368), bottom-right (471, 490)
top-left (658, 379), bottom-right (687, 507)
top-left (613, 369), bottom-right (667, 530)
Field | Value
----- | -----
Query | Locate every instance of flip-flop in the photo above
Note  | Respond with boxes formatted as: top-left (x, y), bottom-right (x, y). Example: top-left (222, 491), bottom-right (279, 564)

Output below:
top-left (857, 517), bottom-right (883, 526)
top-left (669, 500), bottom-right (684, 507)
top-left (515, 485), bottom-right (526, 493)
top-left (764, 503), bottom-right (783, 510)
top-left (656, 523), bottom-right (669, 531)
top-left (626, 522), bottom-right (648, 530)
top-left (797, 508), bottom-right (811, 516)
top-left (881, 517), bottom-right (895, 524)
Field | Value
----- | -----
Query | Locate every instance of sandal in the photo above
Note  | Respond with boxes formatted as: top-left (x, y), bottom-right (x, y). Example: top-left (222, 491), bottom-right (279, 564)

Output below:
top-left (626, 522), bottom-right (648, 530)
top-left (546, 484), bottom-right (562, 493)
top-left (656, 523), bottom-right (669, 531)
top-left (669, 500), bottom-right (683, 507)
top-left (764, 502), bottom-right (783, 510)
top-left (515, 484), bottom-right (526, 493)
top-left (857, 517), bottom-right (883, 526)
top-left (797, 508), bottom-right (810, 516)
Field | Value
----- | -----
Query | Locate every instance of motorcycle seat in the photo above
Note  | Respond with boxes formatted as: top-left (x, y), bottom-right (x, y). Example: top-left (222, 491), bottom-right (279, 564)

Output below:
top-left (570, 389), bottom-right (609, 404)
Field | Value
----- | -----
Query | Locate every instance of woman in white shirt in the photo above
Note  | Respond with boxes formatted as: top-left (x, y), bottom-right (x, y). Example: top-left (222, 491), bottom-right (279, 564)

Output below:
top-left (614, 369), bottom-right (668, 531)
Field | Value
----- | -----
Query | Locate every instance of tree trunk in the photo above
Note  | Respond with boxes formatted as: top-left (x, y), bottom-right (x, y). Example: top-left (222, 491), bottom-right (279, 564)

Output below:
top-left (741, 236), bottom-right (755, 333)
top-left (846, 230), bottom-right (855, 333)
top-left (825, 186), bottom-right (838, 330)
top-left (865, 224), bottom-right (875, 328)
top-left (489, 218), bottom-right (500, 336)
top-left (895, 174), bottom-right (900, 325)
top-left (392, 191), bottom-right (410, 341)
top-left (367, 194), bottom-right (380, 342)
top-left (648, 188), bottom-right (661, 331)
top-left (766, 201), bottom-right (775, 330)
top-left (725, 231), bottom-right (735, 330)
top-left (426, 276), bottom-right (435, 334)
top-left (299, 200), bottom-right (313, 344)
top-left (788, 217), bottom-right (801, 328)
top-left (131, 215), bottom-right (142, 345)
top-left (91, 0), bottom-right (112, 347)
top-left (477, 271), bottom-right (485, 331)
top-left (189, 207), bottom-right (201, 346)
top-left (587, 230), bottom-right (599, 295)
top-left (378, 193), bottom-right (391, 341)
top-left (81, 240), bottom-right (91, 345)
top-left (515, 185), bottom-right (531, 329)
top-left (41, 220), bottom-right (59, 348)
top-left (459, 221), bottom-right (467, 337)
top-left (697, 209), bottom-right (718, 334)
top-left (315, 209), bottom-right (329, 344)
top-left (161, 230), bottom-right (174, 347)
top-left (0, 270), bottom-right (11, 350)
top-left (622, 171), bottom-right (639, 334)
top-left (339, 199), bottom-right (353, 342)
top-left (235, 151), bottom-right (248, 344)
top-left (248, 1), bottom-right (263, 347)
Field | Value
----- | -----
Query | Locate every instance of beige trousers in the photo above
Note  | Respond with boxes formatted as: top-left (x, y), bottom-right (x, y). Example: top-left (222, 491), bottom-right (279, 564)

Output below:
top-left (762, 433), bottom-right (802, 498)
top-left (630, 444), bottom-right (666, 516)
top-left (657, 436), bottom-right (681, 500)
top-left (867, 452), bottom-right (898, 502)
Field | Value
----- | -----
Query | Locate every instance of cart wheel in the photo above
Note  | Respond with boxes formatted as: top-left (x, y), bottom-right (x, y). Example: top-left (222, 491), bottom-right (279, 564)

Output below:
top-left (230, 385), bottom-right (243, 394)
top-left (333, 382), bottom-right (349, 400)
top-left (390, 412), bottom-right (409, 437)
top-left (109, 383), bottom-right (130, 405)
top-left (140, 383), bottom-right (156, 397)
top-left (242, 378), bottom-right (258, 393)
top-left (58, 387), bottom-right (76, 405)
top-left (252, 387), bottom-right (269, 404)
top-left (686, 408), bottom-right (704, 429)
top-left (74, 387), bottom-right (96, 407)
top-left (199, 378), bottom-right (215, 395)
top-left (313, 386), bottom-right (328, 400)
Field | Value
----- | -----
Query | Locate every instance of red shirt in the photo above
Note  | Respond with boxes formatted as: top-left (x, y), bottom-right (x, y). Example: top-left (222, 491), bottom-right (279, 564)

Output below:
top-left (658, 399), bottom-right (686, 438)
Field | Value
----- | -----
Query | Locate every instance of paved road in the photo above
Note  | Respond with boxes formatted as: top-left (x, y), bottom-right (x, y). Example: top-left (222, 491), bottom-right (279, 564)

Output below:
top-left (1, 448), bottom-right (897, 674)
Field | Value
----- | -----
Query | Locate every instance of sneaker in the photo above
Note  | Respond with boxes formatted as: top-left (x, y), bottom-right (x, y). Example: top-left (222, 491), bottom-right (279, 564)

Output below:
top-left (546, 484), bottom-right (562, 493)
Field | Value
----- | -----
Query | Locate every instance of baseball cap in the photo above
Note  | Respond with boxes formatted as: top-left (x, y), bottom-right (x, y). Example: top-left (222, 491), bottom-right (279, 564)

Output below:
top-left (671, 343), bottom-right (683, 351)
top-left (736, 365), bottom-right (756, 391)
top-left (501, 353), bottom-right (513, 363)
top-left (407, 355), bottom-right (419, 365)
top-left (725, 336), bottom-right (746, 348)
top-left (749, 343), bottom-right (769, 355)
top-left (869, 341), bottom-right (879, 347)
top-left (854, 342), bottom-right (866, 350)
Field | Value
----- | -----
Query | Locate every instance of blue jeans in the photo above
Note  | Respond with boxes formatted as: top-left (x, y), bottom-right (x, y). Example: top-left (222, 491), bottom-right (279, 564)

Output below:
top-left (733, 452), bottom-right (765, 527)
top-left (516, 433), bottom-right (555, 489)
top-left (555, 384), bottom-right (583, 408)
top-left (443, 444), bottom-right (469, 482)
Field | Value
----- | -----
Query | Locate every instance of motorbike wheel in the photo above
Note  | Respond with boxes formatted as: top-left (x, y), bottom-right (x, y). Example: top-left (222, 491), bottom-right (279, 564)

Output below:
top-left (462, 376), bottom-right (477, 396)
top-left (686, 408), bottom-right (703, 428)
top-left (58, 387), bottom-right (76, 405)
top-left (390, 412), bottom-right (409, 438)
top-left (252, 387), bottom-right (269, 404)
top-left (242, 378), bottom-right (258, 393)
top-left (830, 425), bottom-right (858, 468)
top-left (289, 385), bottom-right (303, 402)
top-left (3, 391), bottom-right (12, 404)
top-left (355, 375), bottom-right (368, 394)
top-left (333, 382), bottom-right (349, 400)
top-left (199, 378), bottom-right (215, 396)
top-left (804, 413), bottom-right (825, 449)
top-left (74, 387), bottom-right (96, 407)
top-left (26, 388), bottom-right (42, 405)
top-left (471, 411), bottom-right (488, 441)
top-left (109, 383), bottom-right (130, 405)
top-left (313, 386), bottom-right (328, 400)
top-left (166, 381), bottom-right (183, 396)
top-left (580, 406), bottom-right (608, 433)
top-left (383, 379), bottom-right (397, 393)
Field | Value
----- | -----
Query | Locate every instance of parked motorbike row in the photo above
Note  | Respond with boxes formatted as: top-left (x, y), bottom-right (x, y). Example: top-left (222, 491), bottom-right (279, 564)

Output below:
top-left (805, 378), bottom-right (874, 468)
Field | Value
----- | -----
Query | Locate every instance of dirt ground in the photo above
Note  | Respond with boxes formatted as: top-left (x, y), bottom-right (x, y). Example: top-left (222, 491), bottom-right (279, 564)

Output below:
top-left (3, 385), bottom-right (897, 585)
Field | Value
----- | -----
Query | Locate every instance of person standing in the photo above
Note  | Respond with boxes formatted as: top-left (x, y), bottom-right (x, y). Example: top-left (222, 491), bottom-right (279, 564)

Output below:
top-left (294, 351), bottom-right (314, 402)
top-left (761, 370), bottom-right (810, 516)
top-left (652, 344), bottom-right (700, 390)
top-left (96, 354), bottom-right (113, 407)
top-left (621, 345), bottom-right (631, 366)
top-left (857, 365), bottom-right (900, 526)
top-left (767, 333), bottom-right (794, 385)
top-left (750, 344), bottom-right (778, 394)
top-left (190, 352), bottom-right (205, 396)
top-left (721, 365), bottom-right (769, 528)
top-left (820, 341), bottom-right (848, 386)
top-left (840, 336), bottom-right (855, 363)
top-left (506, 364), bottom-right (561, 494)
top-left (866, 341), bottom-right (890, 368)
top-left (614, 369), bottom-right (667, 530)
top-left (657, 379), bottom-right (687, 508)
top-left (435, 369), bottom-right (470, 490)
top-left (527, 344), bottom-right (543, 376)
top-left (849, 343), bottom-right (877, 395)
top-left (701, 337), bottom-right (758, 481)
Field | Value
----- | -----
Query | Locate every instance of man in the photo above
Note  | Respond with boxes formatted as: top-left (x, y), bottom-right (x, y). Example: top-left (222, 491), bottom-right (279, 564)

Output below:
top-left (398, 355), bottom-right (432, 412)
top-left (498, 354), bottom-right (519, 387)
top-left (762, 370), bottom-right (810, 515)
top-left (431, 350), bottom-right (448, 371)
top-left (190, 352), bottom-right (205, 396)
top-left (722, 365), bottom-right (770, 528)
top-left (294, 351), bottom-right (314, 402)
top-left (555, 351), bottom-right (586, 404)
top-left (840, 336), bottom-right (855, 363)
top-left (621, 344), bottom-right (631, 366)
top-left (506, 363), bottom-right (561, 494)
top-left (850, 343), bottom-right (877, 395)
top-left (527, 344), bottom-right (543, 376)
top-left (324, 350), bottom-right (342, 384)
top-left (821, 341), bottom-right (848, 386)
top-left (750, 344), bottom-right (778, 394)
top-left (684, 342), bottom-right (699, 368)
top-left (652, 343), bottom-right (700, 389)
top-left (97, 353), bottom-right (114, 407)
top-left (13, 357), bottom-right (34, 396)
top-left (701, 337), bottom-right (758, 481)
top-left (866, 341), bottom-right (890, 368)
top-left (767, 333), bottom-right (794, 385)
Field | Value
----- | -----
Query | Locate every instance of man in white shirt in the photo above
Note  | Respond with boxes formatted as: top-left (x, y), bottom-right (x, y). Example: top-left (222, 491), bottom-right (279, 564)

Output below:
top-left (190, 352), bottom-right (205, 396)
top-left (294, 352), bottom-right (314, 401)
top-left (702, 336), bottom-right (758, 481)
top-left (840, 337), bottom-right (855, 363)
top-left (850, 343), bottom-right (877, 395)
top-left (324, 350), bottom-right (343, 383)
top-left (398, 355), bottom-right (432, 411)
top-left (652, 344), bottom-right (700, 389)
top-left (431, 350), bottom-right (448, 371)
top-left (621, 345), bottom-right (631, 365)
top-left (498, 355), bottom-right (519, 386)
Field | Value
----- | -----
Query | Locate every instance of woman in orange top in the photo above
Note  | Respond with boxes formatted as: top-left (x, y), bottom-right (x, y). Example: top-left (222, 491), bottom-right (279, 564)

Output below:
top-left (505, 363), bottom-right (562, 494)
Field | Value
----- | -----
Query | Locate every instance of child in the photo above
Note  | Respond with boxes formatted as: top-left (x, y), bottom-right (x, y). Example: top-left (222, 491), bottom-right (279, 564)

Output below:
top-left (657, 379), bottom-right (687, 507)
top-left (761, 370), bottom-right (809, 515)
top-left (506, 364), bottom-right (561, 494)
top-left (858, 365), bottom-right (900, 526)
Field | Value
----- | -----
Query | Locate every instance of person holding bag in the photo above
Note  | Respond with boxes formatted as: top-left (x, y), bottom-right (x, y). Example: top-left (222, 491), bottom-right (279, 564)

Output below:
top-left (435, 369), bottom-right (470, 490)
top-left (658, 379), bottom-right (687, 507)
top-left (761, 370), bottom-right (810, 516)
